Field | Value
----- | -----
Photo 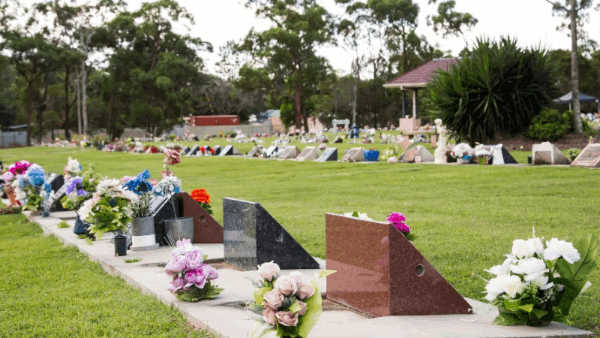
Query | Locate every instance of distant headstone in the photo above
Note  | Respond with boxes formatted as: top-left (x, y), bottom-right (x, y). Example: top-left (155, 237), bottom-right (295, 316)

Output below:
top-left (186, 145), bottom-right (200, 157)
top-left (414, 146), bottom-right (435, 163)
top-left (247, 146), bottom-right (263, 158)
top-left (532, 142), bottom-right (570, 165)
top-left (219, 145), bottom-right (243, 156)
top-left (572, 144), bottom-right (600, 168)
top-left (181, 146), bottom-right (191, 156)
top-left (297, 147), bottom-right (319, 161)
top-left (326, 214), bottom-right (472, 317)
top-left (266, 146), bottom-right (279, 158)
top-left (203, 145), bottom-right (212, 155)
top-left (159, 146), bottom-right (167, 153)
top-left (490, 145), bottom-right (518, 165)
top-left (400, 139), bottom-right (417, 162)
top-left (278, 146), bottom-right (301, 159)
top-left (342, 148), bottom-right (365, 162)
top-left (316, 147), bottom-right (338, 162)
top-left (213, 145), bottom-right (222, 155)
top-left (223, 198), bottom-right (320, 271)
top-left (150, 195), bottom-right (178, 245)
top-left (178, 192), bottom-right (223, 244)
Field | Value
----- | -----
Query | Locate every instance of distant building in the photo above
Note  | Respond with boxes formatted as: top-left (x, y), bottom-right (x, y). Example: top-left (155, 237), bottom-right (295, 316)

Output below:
top-left (186, 115), bottom-right (240, 127)
top-left (258, 110), bottom-right (284, 133)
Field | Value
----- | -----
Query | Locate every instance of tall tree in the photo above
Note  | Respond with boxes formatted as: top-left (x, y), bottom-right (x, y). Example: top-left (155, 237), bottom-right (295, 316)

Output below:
top-left (235, 0), bottom-right (335, 131)
top-left (427, 0), bottom-right (478, 43)
top-left (545, 0), bottom-right (598, 133)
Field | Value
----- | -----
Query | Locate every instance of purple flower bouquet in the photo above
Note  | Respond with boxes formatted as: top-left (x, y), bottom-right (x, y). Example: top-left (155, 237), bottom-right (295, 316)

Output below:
top-left (165, 239), bottom-right (223, 302)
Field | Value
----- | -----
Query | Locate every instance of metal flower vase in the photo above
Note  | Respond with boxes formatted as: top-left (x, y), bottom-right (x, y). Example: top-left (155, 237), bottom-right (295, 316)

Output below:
top-left (164, 217), bottom-right (194, 242)
top-left (114, 235), bottom-right (128, 256)
top-left (131, 216), bottom-right (159, 251)
top-left (73, 214), bottom-right (90, 235)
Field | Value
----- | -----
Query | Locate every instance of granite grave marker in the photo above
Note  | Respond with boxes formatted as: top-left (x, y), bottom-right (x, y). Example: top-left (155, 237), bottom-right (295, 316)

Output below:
top-left (186, 145), bottom-right (200, 157)
top-left (316, 147), bottom-right (338, 162)
top-left (178, 192), bottom-right (223, 243)
top-left (219, 145), bottom-right (243, 156)
top-left (532, 142), bottom-right (570, 165)
top-left (296, 147), bottom-right (319, 161)
top-left (278, 146), bottom-right (301, 159)
top-left (266, 145), bottom-right (279, 158)
top-left (326, 214), bottom-right (472, 317)
top-left (572, 144), bottom-right (600, 168)
top-left (150, 194), bottom-right (178, 245)
top-left (223, 198), bottom-right (320, 271)
top-left (213, 145), bottom-right (222, 155)
top-left (342, 148), bottom-right (365, 162)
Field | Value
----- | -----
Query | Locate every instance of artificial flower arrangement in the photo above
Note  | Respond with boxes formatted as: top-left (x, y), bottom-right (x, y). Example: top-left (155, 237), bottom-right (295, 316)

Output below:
top-left (165, 239), bottom-right (223, 302)
top-left (483, 230), bottom-right (596, 327)
top-left (190, 188), bottom-right (212, 215)
top-left (78, 178), bottom-right (138, 240)
top-left (123, 170), bottom-right (156, 218)
top-left (247, 261), bottom-right (335, 338)
top-left (379, 146), bottom-right (399, 161)
top-left (474, 146), bottom-right (492, 164)
top-left (451, 143), bottom-right (474, 163)
top-left (387, 212), bottom-right (416, 241)
top-left (343, 211), bottom-right (374, 221)
top-left (64, 157), bottom-right (82, 181)
top-left (61, 164), bottom-right (100, 211)
top-left (19, 164), bottom-right (47, 211)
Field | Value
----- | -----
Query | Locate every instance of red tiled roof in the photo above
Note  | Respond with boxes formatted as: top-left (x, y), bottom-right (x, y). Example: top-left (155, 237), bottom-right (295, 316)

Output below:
top-left (384, 59), bottom-right (457, 89)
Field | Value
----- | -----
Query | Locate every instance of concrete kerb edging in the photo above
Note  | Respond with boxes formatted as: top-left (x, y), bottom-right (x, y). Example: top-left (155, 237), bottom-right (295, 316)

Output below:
top-left (13, 207), bottom-right (595, 338)
top-left (21, 211), bottom-right (222, 336)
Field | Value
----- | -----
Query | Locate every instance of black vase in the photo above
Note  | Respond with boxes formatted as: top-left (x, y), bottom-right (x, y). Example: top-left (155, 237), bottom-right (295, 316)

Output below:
top-left (114, 235), bottom-right (128, 256)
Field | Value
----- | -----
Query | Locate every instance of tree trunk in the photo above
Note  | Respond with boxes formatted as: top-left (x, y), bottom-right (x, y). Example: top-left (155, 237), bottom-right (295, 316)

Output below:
top-left (81, 61), bottom-right (88, 135)
top-left (107, 92), bottom-right (114, 138)
top-left (37, 104), bottom-right (44, 144)
top-left (76, 67), bottom-right (82, 135)
top-left (26, 85), bottom-right (34, 146)
top-left (294, 85), bottom-right (302, 130)
top-left (571, 0), bottom-right (583, 134)
top-left (64, 66), bottom-right (71, 140)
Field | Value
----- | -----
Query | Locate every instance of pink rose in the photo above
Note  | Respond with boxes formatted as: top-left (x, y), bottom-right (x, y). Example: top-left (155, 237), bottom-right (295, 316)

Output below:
top-left (176, 238), bottom-right (191, 247)
top-left (297, 282), bottom-right (315, 300)
top-left (2, 171), bottom-right (14, 183)
top-left (202, 264), bottom-right (219, 280)
top-left (274, 276), bottom-right (298, 296)
top-left (296, 300), bottom-right (307, 316)
top-left (289, 271), bottom-right (304, 286)
top-left (184, 269), bottom-right (208, 290)
top-left (262, 289), bottom-right (284, 310)
top-left (386, 212), bottom-right (406, 224)
top-left (262, 306), bottom-right (277, 326)
top-left (275, 311), bottom-right (299, 327)
top-left (184, 250), bottom-right (203, 270)
top-left (394, 223), bottom-right (410, 233)
top-left (165, 256), bottom-right (187, 276)
top-left (168, 277), bottom-right (185, 293)
top-left (258, 261), bottom-right (280, 282)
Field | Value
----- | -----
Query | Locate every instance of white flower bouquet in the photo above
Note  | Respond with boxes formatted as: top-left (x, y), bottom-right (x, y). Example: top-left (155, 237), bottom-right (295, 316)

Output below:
top-left (484, 230), bottom-right (596, 327)
top-left (451, 143), bottom-right (474, 163)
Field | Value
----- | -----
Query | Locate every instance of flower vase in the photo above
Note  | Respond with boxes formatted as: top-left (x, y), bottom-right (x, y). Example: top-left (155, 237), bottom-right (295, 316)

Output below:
top-left (164, 217), bottom-right (194, 242)
top-left (42, 203), bottom-right (50, 217)
top-left (73, 214), bottom-right (90, 235)
top-left (131, 216), bottom-right (159, 251)
top-left (478, 156), bottom-right (489, 165)
top-left (5, 186), bottom-right (17, 207)
top-left (114, 235), bottom-right (128, 256)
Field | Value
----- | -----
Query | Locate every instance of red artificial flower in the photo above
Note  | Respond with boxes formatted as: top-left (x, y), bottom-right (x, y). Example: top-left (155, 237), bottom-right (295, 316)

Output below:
top-left (190, 189), bottom-right (211, 204)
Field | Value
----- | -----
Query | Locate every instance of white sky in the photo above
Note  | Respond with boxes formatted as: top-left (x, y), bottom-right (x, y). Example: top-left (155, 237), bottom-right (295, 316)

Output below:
top-left (21, 0), bottom-right (600, 76)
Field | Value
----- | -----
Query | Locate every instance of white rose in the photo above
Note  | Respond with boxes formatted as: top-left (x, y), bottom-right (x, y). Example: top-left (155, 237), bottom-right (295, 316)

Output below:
top-left (512, 239), bottom-right (537, 259)
top-left (544, 238), bottom-right (581, 264)
top-left (511, 257), bottom-right (548, 276)
top-left (485, 276), bottom-right (509, 301)
top-left (531, 275), bottom-right (554, 290)
top-left (486, 256), bottom-right (513, 276)
top-left (527, 237), bottom-right (544, 255)
top-left (258, 261), bottom-right (280, 282)
top-left (274, 276), bottom-right (298, 296)
top-left (502, 275), bottom-right (526, 298)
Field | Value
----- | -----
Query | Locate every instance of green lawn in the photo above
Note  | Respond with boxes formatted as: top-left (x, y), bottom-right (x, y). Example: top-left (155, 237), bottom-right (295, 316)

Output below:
top-left (0, 214), bottom-right (215, 337)
top-left (1, 146), bottom-right (598, 334)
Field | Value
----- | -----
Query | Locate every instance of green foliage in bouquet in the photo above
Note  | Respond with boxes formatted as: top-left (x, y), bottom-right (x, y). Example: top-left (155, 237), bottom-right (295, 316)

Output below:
top-left (86, 197), bottom-right (132, 239)
top-left (128, 194), bottom-right (153, 218)
top-left (176, 281), bottom-right (224, 302)
top-left (81, 164), bottom-right (100, 192)
top-left (61, 193), bottom-right (86, 211)
top-left (23, 187), bottom-right (44, 211)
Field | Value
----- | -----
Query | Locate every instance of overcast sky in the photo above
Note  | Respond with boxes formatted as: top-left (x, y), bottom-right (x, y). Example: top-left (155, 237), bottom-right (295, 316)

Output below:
top-left (21, 0), bottom-right (600, 75)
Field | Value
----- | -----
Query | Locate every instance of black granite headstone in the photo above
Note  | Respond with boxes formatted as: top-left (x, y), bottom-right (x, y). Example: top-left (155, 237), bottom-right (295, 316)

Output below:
top-left (266, 146), bottom-right (278, 158)
top-left (246, 146), bottom-right (263, 158)
top-left (186, 145), bottom-right (200, 157)
top-left (316, 147), bottom-right (338, 162)
top-left (219, 145), bottom-right (242, 156)
top-left (213, 145), bottom-right (222, 155)
top-left (203, 145), bottom-right (212, 155)
top-left (182, 146), bottom-right (191, 155)
top-left (223, 198), bottom-right (320, 271)
top-left (480, 145), bottom-right (518, 165)
top-left (47, 174), bottom-right (67, 212)
top-left (150, 194), bottom-right (179, 245)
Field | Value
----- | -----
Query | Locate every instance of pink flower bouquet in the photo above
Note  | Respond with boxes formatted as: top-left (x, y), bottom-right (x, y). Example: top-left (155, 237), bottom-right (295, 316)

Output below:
top-left (248, 261), bottom-right (335, 338)
top-left (387, 212), bottom-right (416, 241)
top-left (165, 239), bottom-right (223, 302)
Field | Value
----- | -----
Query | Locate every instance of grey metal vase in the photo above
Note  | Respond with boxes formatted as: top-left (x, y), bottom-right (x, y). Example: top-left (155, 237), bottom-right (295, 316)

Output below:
top-left (164, 217), bottom-right (194, 243)
top-left (131, 216), bottom-right (160, 251)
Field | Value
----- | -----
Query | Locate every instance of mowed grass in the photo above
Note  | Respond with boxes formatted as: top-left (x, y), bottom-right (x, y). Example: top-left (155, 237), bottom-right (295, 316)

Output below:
top-left (1, 146), bottom-right (598, 334)
top-left (0, 214), bottom-right (216, 338)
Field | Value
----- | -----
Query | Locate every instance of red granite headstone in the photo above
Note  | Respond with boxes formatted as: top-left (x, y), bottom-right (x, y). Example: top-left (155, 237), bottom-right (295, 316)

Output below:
top-left (326, 214), bottom-right (472, 317)
top-left (178, 192), bottom-right (223, 243)
top-left (571, 144), bottom-right (600, 168)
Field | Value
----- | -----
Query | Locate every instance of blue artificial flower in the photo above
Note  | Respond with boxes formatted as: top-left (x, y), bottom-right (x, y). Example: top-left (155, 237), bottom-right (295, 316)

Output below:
top-left (26, 165), bottom-right (46, 187)
top-left (174, 186), bottom-right (181, 193)
top-left (124, 170), bottom-right (153, 196)
top-left (66, 177), bottom-right (83, 195)
top-left (109, 198), bottom-right (116, 207)
top-left (463, 155), bottom-right (472, 161)
top-left (76, 189), bottom-right (87, 197)
top-left (45, 183), bottom-right (52, 194)
top-left (137, 170), bottom-right (150, 181)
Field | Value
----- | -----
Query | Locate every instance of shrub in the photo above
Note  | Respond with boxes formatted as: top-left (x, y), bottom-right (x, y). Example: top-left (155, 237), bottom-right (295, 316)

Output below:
top-left (169, 134), bottom-right (176, 141)
top-left (428, 36), bottom-right (558, 145)
top-left (528, 109), bottom-right (573, 141)
top-left (567, 148), bottom-right (582, 161)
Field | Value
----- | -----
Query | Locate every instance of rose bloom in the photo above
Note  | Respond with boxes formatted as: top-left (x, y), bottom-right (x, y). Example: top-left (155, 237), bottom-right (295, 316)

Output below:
top-left (276, 311), bottom-right (299, 327)
top-left (274, 276), bottom-right (298, 296)
top-left (263, 289), bottom-right (284, 310)
top-left (258, 261), bottom-right (280, 282)
top-left (191, 188), bottom-right (211, 204)
top-left (544, 238), bottom-right (581, 264)
top-left (263, 306), bottom-right (277, 325)
top-left (297, 282), bottom-right (315, 300)
top-left (296, 300), bottom-right (308, 316)
top-left (289, 271), bottom-right (304, 286)
top-left (165, 256), bottom-right (187, 276)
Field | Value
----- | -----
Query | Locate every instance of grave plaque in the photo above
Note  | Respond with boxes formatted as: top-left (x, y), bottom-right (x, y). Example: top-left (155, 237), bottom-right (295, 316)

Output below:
top-left (246, 146), bottom-right (263, 158)
top-left (266, 146), bottom-right (279, 158)
top-left (213, 145), bottom-right (222, 155)
top-left (178, 192), bottom-right (223, 243)
top-left (415, 146), bottom-right (435, 163)
top-left (342, 148), bottom-right (365, 162)
top-left (182, 146), bottom-right (191, 156)
top-left (203, 145), bottom-right (212, 155)
top-left (47, 174), bottom-right (68, 212)
top-left (296, 147), bottom-right (318, 161)
top-left (46, 173), bottom-right (64, 194)
top-left (316, 147), bottom-right (338, 162)
top-left (223, 198), bottom-right (320, 271)
top-left (150, 194), bottom-right (178, 245)
top-left (400, 138), bottom-right (417, 162)
top-left (278, 146), bottom-right (301, 159)
top-left (491, 145), bottom-right (518, 165)
top-left (186, 145), bottom-right (200, 157)
top-left (532, 142), bottom-right (570, 165)
top-left (326, 214), bottom-right (472, 317)
top-left (219, 145), bottom-right (243, 156)
top-left (572, 144), bottom-right (600, 168)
